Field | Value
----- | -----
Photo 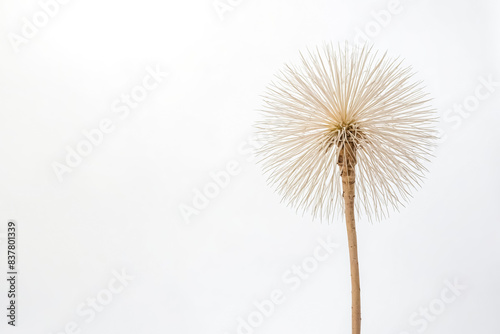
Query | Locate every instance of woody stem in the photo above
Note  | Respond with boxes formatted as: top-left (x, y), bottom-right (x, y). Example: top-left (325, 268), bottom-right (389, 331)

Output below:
top-left (338, 140), bottom-right (361, 334)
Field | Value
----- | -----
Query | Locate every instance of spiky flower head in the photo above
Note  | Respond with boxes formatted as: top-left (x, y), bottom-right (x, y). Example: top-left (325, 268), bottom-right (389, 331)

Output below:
top-left (257, 43), bottom-right (437, 221)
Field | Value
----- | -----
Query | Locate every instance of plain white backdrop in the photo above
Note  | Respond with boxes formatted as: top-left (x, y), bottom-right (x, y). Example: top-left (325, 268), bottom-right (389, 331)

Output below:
top-left (0, 0), bottom-right (499, 333)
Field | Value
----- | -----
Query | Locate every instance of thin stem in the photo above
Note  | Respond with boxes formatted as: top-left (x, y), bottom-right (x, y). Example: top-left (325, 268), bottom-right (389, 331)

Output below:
top-left (338, 141), bottom-right (361, 334)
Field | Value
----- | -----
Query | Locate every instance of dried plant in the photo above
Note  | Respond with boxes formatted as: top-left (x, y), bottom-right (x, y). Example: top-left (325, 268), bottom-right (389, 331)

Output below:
top-left (256, 43), bottom-right (437, 333)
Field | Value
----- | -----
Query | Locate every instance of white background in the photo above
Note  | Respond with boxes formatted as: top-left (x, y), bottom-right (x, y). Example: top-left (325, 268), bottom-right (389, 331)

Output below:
top-left (0, 0), bottom-right (499, 333)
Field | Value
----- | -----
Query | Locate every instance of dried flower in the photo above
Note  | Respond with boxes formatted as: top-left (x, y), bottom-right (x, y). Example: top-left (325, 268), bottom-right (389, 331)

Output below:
top-left (256, 42), bottom-right (437, 334)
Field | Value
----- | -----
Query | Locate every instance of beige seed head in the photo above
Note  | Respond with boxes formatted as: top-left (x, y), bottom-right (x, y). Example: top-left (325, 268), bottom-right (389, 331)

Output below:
top-left (257, 42), bottom-right (438, 221)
